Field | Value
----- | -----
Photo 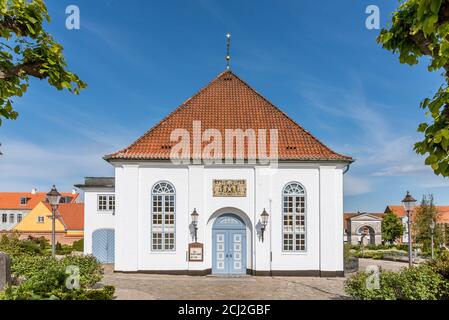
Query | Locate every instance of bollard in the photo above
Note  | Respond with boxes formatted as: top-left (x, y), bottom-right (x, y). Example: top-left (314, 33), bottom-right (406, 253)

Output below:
top-left (0, 252), bottom-right (12, 291)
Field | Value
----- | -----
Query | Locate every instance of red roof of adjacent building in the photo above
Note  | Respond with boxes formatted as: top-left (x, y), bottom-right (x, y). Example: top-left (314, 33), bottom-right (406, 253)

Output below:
top-left (106, 70), bottom-right (352, 162)
top-left (385, 205), bottom-right (449, 224)
top-left (0, 192), bottom-right (79, 210)
top-left (57, 203), bottom-right (84, 230)
top-left (42, 202), bottom-right (84, 230)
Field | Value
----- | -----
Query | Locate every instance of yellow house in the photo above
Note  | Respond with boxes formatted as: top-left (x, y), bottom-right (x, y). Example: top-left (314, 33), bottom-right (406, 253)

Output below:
top-left (14, 201), bottom-right (84, 244)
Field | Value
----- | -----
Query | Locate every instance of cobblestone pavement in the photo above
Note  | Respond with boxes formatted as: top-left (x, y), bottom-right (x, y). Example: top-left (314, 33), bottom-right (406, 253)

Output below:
top-left (100, 258), bottom-right (410, 300)
top-left (358, 258), bottom-right (410, 272)
top-left (101, 272), bottom-right (348, 300)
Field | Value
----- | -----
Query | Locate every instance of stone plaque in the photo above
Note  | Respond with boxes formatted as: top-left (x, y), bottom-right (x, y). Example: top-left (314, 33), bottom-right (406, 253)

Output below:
top-left (213, 179), bottom-right (246, 197)
top-left (0, 252), bottom-right (11, 291)
top-left (189, 243), bottom-right (204, 262)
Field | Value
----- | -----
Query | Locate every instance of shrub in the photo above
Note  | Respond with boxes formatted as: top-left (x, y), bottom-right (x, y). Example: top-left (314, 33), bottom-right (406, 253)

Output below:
top-left (345, 269), bottom-right (398, 300)
top-left (0, 285), bottom-right (115, 300)
top-left (427, 251), bottom-right (449, 281)
top-left (345, 265), bottom-right (449, 300)
top-left (55, 242), bottom-right (73, 255)
top-left (72, 239), bottom-right (84, 252)
top-left (0, 235), bottom-right (112, 300)
top-left (60, 255), bottom-right (103, 288)
top-left (0, 233), bottom-right (48, 257)
top-left (353, 249), bottom-right (408, 260)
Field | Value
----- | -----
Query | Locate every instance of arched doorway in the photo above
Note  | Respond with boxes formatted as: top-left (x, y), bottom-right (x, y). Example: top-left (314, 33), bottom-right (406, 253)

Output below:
top-left (92, 229), bottom-right (115, 263)
top-left (212, 214), bottom-right (246, 275)
top-left (357, 226), bottom-right (375, 245)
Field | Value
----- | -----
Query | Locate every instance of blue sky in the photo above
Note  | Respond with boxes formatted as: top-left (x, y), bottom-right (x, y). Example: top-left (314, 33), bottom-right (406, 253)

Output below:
top-left (0, 0), bottom-right (447, 212)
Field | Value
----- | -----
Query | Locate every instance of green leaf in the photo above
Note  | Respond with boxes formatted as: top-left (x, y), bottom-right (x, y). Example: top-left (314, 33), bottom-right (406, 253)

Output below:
top-left (431, 0), bottom-right (442, 14)
top-left (425, 155), bottom-right (438, 165)
top-left (418, 123), bottom-right (428, 132)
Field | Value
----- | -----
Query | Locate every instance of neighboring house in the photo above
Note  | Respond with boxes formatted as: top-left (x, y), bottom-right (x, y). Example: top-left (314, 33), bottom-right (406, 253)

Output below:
top-left (385, 205), bottom-right (449, 244)
top-left (13, 202), bottom-right (84, 245)
top-left (0, 189), bottom-right (80, 231)
top-left (74, 177), bottom-right (115, 263)
top-left (344, 212), bottom-right (384, 245)
top-left (80, 69), bottom-right (353, 276)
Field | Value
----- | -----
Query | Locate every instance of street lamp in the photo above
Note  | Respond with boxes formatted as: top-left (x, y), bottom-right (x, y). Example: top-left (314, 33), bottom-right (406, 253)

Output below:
top-left (47, 185), bottom-right (61, 258)
top-left (402, 191), bottom-right (417, 267)
top-left (430, 219), bottom-right (436, 260)
top-left (260, 208), bottom-right (269, 242)
top-left (191, 208), bottom-right (199, 243)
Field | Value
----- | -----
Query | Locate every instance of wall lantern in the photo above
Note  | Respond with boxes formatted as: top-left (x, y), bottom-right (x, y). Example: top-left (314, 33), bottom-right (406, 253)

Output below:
top-left (46, 185), bottom-right (61, 258)
top-left (260, 208), bottom-right (269, 242)
top-left (402, 191), bottom-right (417, 267)
top-left (191, 208), bottom-right (199, 243)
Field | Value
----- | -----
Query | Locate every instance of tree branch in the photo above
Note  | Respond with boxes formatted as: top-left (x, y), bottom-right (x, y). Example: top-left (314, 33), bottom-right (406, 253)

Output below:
top-left (406, 2), bottom-right (449, 76)
top-left (0, 16), bottom-right (28, 35)
top-left (0, 62), bottom-right (45, 79)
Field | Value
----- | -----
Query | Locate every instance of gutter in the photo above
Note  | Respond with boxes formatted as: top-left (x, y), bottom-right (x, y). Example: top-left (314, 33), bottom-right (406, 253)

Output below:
top-left (343, 163), bottom-right (351, 174)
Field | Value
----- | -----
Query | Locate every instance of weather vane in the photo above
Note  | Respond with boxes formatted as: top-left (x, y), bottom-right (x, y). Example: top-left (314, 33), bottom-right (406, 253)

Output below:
top-left (226, 33), bottom-right (231, 70)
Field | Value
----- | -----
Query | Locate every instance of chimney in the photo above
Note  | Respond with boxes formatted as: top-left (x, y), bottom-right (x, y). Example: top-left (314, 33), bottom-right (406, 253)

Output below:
top-left (31, 188), bottom-right (37, 194)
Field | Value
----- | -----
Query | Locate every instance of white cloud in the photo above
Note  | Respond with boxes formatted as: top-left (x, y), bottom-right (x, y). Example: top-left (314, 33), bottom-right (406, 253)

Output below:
top-left (344, 175), bottom-right (373, 196)
top-left (297, 77), bottom-right (447, 188)
top-left (0, 138), bottom-right (114, 192)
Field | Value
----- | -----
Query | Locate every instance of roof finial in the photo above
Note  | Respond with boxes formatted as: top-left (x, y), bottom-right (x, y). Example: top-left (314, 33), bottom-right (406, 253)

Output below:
top-left (226, 33), bottom-right (231, 70)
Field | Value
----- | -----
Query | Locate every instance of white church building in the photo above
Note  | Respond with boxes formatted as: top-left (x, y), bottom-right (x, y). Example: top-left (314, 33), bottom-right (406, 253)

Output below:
top-left (77, 70), bottom-right (353, 276)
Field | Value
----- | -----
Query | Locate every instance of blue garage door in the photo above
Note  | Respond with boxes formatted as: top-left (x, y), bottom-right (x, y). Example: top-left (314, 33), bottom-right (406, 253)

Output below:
top-left (92, 229), bottom-right (115, 263)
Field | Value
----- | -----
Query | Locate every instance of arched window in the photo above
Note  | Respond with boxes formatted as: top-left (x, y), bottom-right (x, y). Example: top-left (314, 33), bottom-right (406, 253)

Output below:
top-left (151, 181), bottom-right (175, 251)
top-left (282, 182), bottom-right (306, 252)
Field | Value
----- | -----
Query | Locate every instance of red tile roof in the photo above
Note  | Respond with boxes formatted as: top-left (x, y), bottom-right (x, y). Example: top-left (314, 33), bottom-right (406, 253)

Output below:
top-left (43, 202), bottom-right (84, 230)
top-left (0, 192), bottom-right (79, 210)
top-left (106, 70), bottom-right (352, 162)
top-left (385, 205), bottom-right (449, 224)
top-left (57, 203), bottom-right (84, 230)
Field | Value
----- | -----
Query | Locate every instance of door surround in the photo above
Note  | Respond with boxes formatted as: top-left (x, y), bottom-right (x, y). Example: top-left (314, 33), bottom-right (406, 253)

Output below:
top-left (212, 213), bottom-right (247, 275)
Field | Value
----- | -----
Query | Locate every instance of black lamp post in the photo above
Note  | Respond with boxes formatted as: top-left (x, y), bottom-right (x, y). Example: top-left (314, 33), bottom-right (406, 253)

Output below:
top-left (47, 185), bottom-right (61, 258)
top-left (430, 219), bottom-right (436, 260)
top-left (402, 191), bottom-right (417, 267)
top-left (191, 208), bottom-right (199, 243)
top-left (260, 208), bottom-right (269, 242)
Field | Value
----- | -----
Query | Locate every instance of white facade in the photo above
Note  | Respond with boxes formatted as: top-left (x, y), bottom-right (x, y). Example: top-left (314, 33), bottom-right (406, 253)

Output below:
top-left (0, 209), bottom-right (29, 231)
top-left (82, 188), bottom-right (115, 256)
top-left (82, 162), bottom-right (346, 276)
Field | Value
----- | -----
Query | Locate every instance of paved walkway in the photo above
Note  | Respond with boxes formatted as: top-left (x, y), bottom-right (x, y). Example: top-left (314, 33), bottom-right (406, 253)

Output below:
top-left (101, 273), bottom-right (349, 300)
top-left (358, 258), bottom-right (410, 272)
top-left (100, 259), bottom-right (410, 300)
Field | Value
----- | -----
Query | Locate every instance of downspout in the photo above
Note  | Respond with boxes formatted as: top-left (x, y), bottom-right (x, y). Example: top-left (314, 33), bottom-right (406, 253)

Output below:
top-left (269, 198), bottom-right (272, 277)
top-left (318, 167), bottom-right (321, 276)
top-left (342, 162), bottom-right (351, 274)
top-left (253, 167), bottom-right (257, 275)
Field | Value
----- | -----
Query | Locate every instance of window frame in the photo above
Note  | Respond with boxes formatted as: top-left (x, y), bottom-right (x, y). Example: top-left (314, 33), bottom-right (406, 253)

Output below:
top-left (37, 216), bottom-right (45, 224)
top-left (281, 182), bottom-right (307, 253)
top-left (17, 213), bottom-right (23, 223)
top-left (9, 213), bottom-right (15, 224)
top-left (151, 181), bottom-right (176, 252)
top-left (97, 194), bottom-right (115, 212)
top-left (2, 213), bottom-right (7, 223)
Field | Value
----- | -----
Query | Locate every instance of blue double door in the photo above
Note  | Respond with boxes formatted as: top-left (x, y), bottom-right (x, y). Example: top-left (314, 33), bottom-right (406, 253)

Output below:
top-left (212, 214), bottom-right (247, 275)
top-left (92, 229), bottom-right (115, 264)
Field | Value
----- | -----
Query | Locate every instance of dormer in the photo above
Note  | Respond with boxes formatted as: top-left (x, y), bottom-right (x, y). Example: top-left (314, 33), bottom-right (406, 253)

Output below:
top-left (20, 197), bottom-right (29, 205)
